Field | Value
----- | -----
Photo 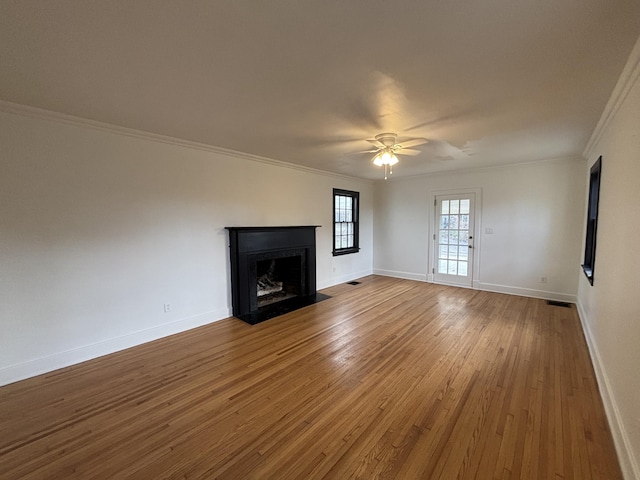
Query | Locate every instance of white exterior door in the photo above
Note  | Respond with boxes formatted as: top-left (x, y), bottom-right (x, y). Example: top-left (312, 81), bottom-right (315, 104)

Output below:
top-left (433, 194), bottom-right (475, 287)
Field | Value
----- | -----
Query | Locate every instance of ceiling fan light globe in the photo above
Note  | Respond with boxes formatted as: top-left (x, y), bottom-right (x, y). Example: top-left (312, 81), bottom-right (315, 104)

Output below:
top-left (389, 154), bottom-right (399, 165)
top-left (373, 154), bottom-right (383, 166)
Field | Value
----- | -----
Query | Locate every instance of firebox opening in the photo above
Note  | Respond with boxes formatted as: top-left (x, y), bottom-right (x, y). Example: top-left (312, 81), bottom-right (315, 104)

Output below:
top-left (256, 256), bottom-right (302, 307)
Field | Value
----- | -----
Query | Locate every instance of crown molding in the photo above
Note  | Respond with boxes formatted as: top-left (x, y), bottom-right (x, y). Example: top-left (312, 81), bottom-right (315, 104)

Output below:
top-left (0, 100), bottom-right (372, 184)
top-left (583, 35), bottom-right (640, 160)
top-left (379, 154), bottom-right (583, 183)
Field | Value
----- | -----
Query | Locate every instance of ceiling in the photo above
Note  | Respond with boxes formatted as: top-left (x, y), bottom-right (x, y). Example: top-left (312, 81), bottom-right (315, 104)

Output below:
top-left (1, 1), bottom-right (639, 180)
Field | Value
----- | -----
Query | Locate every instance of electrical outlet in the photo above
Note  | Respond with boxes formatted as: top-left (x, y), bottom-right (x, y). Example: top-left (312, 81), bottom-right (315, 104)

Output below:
top-left (540, 277), bottom-right (547, 283)
top-left (164, 303), bottom-right (171, 313)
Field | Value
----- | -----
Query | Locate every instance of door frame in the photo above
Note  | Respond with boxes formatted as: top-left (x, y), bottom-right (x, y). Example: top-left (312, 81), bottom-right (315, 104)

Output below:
top-left (427, 188), bottom-right (482, 288)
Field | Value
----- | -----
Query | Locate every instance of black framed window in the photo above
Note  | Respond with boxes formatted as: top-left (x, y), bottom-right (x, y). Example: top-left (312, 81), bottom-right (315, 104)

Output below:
top-left (582, 156), bottom-right (602, 285)
top-left (333, 189), bottom-right (359, 256)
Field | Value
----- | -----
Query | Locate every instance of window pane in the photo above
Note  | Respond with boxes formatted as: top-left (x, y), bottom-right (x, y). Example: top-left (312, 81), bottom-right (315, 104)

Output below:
top-left (441, 200), bottom-right (449, 214)
top-left (583, 157), bottom-right (601, 284)
top-left (448, 261), bottom-right (458, 275)
top-left (439, 259), bottom-right (447, 273)
top-left (448, 245), bottom-right (458, 260)
top-left (460, 199), bottom-right (470, 214)
top-left (459, 247), bottom-right (468, 261)
top-left (450, 200), bottom-right (460, 214)
top-left (439, 230), bottom-right (449, 244)
top-left (448, 230), bottom-right (459, 244)
top-left (439, 245), bottom-right (448, 259)
top-left (440, 215), bottom-right (449, 230)
top-left (460, 215), bottom-right (469, 230)
top-left (449, 215), bottom-right (459, 229)
top-left (458, 261), bottom-right (468, 276)
top-left (333, 189), bottom-right (359, 255)
top-left (459, 231), bottom-right (469, 246)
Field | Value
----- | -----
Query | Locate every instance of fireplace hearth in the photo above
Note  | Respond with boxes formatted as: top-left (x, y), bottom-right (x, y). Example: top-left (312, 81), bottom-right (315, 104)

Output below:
top-left (226, 226), bottom-right (330, 324)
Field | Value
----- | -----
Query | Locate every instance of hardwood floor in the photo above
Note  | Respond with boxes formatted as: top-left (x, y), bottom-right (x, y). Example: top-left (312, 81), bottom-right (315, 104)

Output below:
top-left (0, 276), bottom-right (622, 479)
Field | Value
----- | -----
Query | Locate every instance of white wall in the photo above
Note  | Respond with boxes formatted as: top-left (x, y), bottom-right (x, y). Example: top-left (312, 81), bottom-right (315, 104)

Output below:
top-left (373, 157), bottom-right (586, 301)
top-left (0, 107), bottom-right (373, 386)
top-left (577, 37), bottom-right (640, 480)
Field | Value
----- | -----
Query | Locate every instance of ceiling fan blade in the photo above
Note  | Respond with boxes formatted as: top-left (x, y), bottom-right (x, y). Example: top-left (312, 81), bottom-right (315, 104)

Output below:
top-left (366, 139), bottom-right (384, 147)
top-left (398, 138), bottom-right (428, 148)
top-left (398, 148), bottom-right (422, 156)
top-left (356, 149), bottom-right (380, 154)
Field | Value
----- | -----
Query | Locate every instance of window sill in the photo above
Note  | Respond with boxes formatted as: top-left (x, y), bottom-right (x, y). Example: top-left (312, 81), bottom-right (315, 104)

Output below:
top-left (333, 248), bottom-right (360, 257)
top-left (582, 265), bottom-right (594, 285)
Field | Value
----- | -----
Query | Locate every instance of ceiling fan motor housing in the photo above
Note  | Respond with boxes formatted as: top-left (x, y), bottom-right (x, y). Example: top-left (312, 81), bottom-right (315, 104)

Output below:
top-left (375, 133), bottom-right (398, 147)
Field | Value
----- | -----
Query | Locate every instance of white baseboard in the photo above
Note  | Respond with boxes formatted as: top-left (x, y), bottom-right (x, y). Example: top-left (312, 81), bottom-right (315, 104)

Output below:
top-left (371, 274), bottom-right (576, 302)
top-left (0, 308), bottom-right (231, 387)
top-left (317, 269), bottom-right (374, 290)
top-left (1, 267), bottom-right (376, 386)
top-left (576, 302), bottom-right (640, 480)
top-left (475, 282), bottom-right (577, 303)
top-left (372, 269), bottom-right (427, 282)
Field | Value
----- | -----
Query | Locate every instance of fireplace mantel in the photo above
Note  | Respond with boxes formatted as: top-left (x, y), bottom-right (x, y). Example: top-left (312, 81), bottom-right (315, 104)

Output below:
top-left (226, 226), bottom-right (328, 324)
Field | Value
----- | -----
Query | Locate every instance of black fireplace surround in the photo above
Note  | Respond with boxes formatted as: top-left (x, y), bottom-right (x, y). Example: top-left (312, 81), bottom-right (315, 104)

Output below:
top-left (226, 226), bottom-right (330, 324)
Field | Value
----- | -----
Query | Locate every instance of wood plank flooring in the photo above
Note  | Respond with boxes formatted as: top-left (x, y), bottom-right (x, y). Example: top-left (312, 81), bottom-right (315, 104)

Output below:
top-left (0, 276), bottom-right (622, 479)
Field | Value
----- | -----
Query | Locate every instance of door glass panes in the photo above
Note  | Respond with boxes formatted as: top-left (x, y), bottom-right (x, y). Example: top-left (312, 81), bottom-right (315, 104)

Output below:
top-left (458, 261), bottom-right (468, 276)
top-left (437, 197), bottom-right (471, 276)
top-left (439, 259), bottom-right (447, 273)
top-left (448, 261), bottom-right (458, 274)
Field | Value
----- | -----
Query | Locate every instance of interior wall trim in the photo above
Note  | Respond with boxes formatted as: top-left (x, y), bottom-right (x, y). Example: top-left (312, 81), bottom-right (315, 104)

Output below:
top-left (584, 34), bottom-right (640, 159)
top-left (0, 100), bottom-right (371, 184)
top-left (372, 269), bottom-right (428, 282)
top-left (474, 282), bottom-right (576, 303)
top-left (382, 155), bottom-right (583, 183)
top-left (576, 301), bottom-right (640, 480)
top-left (371, 272), bottom-right (577, 302)
top-left (0, 308), bottom-right (230, 388)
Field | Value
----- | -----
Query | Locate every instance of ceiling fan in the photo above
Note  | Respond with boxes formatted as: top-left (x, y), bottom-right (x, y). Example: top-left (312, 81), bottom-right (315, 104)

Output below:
top-left (362, 133), bottom-right (428, 179)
